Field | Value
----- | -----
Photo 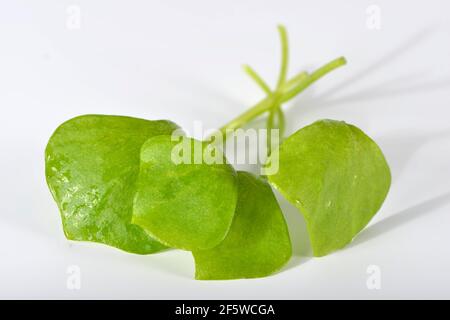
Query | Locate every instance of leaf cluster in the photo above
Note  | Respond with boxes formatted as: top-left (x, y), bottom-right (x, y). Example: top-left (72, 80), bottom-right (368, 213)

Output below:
top-left (45, 26), bottom-right (390, 280)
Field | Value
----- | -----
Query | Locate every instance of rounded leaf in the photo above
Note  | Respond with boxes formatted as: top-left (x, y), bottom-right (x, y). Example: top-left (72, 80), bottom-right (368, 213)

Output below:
top-left (193, 171), bottom-right (292, 280)
top-left (45, 115), bottom-right (179, 254)
top-left (132, 135), bottom-right (238, 251)
top-left (265, 119), bottom-right (391, 256)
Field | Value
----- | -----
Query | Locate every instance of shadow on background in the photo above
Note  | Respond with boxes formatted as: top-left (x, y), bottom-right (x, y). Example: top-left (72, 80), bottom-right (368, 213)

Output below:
top-left (377, 129), bottom-right (450, 182)
top-left (277, 194), bottom-right (313, 271)
top-left (351, 192), bottom-right (450, 247)
top-left (286, 27), bottom-right (450, 119)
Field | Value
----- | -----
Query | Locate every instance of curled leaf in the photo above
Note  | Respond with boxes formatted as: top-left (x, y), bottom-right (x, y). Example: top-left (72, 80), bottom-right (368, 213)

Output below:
top-left (45, 115), bottom-right (179, 254)
top-left (132, 135), bottom-right (238, 251)
top-left (265, 119), bottom-right (391, 256)
top-left (193, 171), bottom-right (292, 280)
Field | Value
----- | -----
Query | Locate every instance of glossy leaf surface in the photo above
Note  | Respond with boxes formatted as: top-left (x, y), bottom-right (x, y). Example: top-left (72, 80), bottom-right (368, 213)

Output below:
top-left (45, 115), bottom-right (179, 254)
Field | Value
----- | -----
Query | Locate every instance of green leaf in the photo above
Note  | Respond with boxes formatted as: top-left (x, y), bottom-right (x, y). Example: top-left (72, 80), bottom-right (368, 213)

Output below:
top-left (132, 135), bottom-right (238, 251)
top-left (45, 114), bottom-right (179, 254)
top-left (193, 171), bottom-right (292, 280)
top-left (265, 119), bottom-right (391, 257)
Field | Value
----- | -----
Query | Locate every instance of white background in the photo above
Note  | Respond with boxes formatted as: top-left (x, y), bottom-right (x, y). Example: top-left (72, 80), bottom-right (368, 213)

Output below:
top-left (1, 0), bottom-right (450, 299)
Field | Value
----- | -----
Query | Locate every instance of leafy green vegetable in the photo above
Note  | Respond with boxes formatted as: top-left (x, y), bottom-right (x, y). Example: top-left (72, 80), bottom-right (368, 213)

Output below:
top-left (228, 24), bottom-right (346, 146)
top-left (193, 171), bottom-right (292, 280)
top-left (45, 25), bottom-right (393, 281)
top-left (45, 115), bottom-right (179, 254)
top-left (132, 135), bottom-right (238, 251)
top-left (265, 120), bottom-right (391, 257)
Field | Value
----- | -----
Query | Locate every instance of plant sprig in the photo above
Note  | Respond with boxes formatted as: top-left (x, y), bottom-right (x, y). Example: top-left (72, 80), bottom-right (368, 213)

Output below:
top-left (219, 24), bottom-right (347, 142)
top-left (44, 25), bottom-right (392, 281)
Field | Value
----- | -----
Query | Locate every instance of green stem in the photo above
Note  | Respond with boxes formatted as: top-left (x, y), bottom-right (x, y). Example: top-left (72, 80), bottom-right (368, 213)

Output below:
top-left (266, 24), bottom-right (289, 147)
top-left (218, 96), bottom-right (275, 137)
top-left (284, 71), bottom-right (308, 90)
top-left (275, 25), bottom-right (289, 88)
top-left (243, 65), bottom-right (272, 95)
top-left (218, 56), bottom-right (346, 137)
top-left (281, 56), bottom-right (346, 102)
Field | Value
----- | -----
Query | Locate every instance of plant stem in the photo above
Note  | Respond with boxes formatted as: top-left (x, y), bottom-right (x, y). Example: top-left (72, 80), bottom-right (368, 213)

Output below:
top-left (218, 56), bottom-right (346, 137)
top-left (243, 65), bottom-right (272, 95)
top-left (218, 96), bottom-right (275, 136)
top-left (284, 71), bottom-right (308, 90)
top-left (281, 56), bottom-right (346, 102)
top-left (275, 25), bottom-right (289, 89)
top-left (267, 25), bottom-right (289, 142)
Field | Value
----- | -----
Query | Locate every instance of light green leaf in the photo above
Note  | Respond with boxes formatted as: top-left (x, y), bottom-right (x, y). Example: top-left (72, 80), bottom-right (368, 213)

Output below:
top-left (265, 119), bottom-right (391, 256)
top-left (45, 114), bottom-right (179, 254)
top-left (193, 171), bottom-right (292, 280)
top-left (132, 135), bottom-right (238, 251)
